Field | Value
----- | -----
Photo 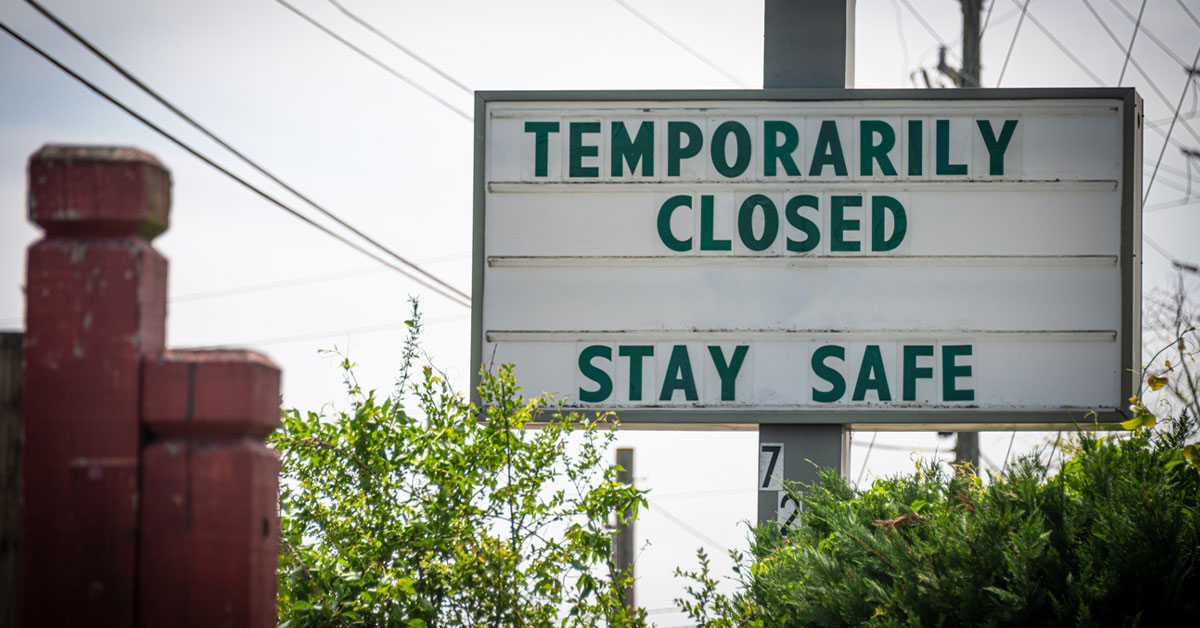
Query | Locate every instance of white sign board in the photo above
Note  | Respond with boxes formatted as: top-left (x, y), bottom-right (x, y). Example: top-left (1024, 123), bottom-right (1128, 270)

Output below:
top-left (472, 90), bottom-right (1140, 427)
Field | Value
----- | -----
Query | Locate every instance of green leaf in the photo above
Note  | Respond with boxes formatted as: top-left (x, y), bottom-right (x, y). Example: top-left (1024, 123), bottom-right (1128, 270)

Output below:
top-left (1147, 373), bottom-right (1168, 391)
top-left (408, 619), bottom-right (427, 628)
top-left (910, 499), bottom-right (928, 514)
top-left (1184, 444), bottom-right (1199, 469)
top-left (1120, 417), bottom-right (1143, 430)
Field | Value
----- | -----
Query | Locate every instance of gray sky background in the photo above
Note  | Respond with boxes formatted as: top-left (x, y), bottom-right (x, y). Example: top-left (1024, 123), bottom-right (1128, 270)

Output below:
top-left (3, 0), bottom-right (1199, 622)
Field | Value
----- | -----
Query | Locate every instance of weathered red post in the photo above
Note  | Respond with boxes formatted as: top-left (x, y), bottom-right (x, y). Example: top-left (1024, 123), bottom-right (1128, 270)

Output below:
top-left (21, 145), bottom-right (280, 627)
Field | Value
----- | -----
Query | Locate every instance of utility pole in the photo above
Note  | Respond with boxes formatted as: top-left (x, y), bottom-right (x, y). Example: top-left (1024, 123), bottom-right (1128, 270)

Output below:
top-left (758, 0), bottom-right (854, 526)
top-left (950, 0), bottom-right (983, 471)
top-left (613, 448), bottom-right (635, 609)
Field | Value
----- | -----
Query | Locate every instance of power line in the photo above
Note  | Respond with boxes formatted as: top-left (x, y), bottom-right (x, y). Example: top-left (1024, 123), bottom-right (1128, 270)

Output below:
top-left (322, 0), bottom-right (472, 95)
top-left (651, 487), bottom-right (747, 501)
top-left (1076, 0), bottom-right (1200, 145)
top-left (173, 266), bottom-right (387, 303)
top-left (856, 432), bottom-right (878, 486)
top-left (1117, 0), bottom-right (1147, 85)
top-left (887, 0), bottom-right (911, 86)
top-left (272, 0), bottom-right (471, 121)
top-left (1144, 234), bottom-right (1187, 266)
top-left (1014, 1), bottom-right (1105, 86)
top-left (980, 0), bottom-right (999, 37)
top-left (645, 498), bottom-right (728, 554)
top-left (609, 0), bottom-right (748, 87)
top-left (997, 0), bottom-right (1032, 87)
top-left (897, 0), bottom-right (961, 63)
top-left (1104, 0), bottom-right (1190, 68)
top-left (1145, 44), bottom-right (1200, 205)
top-left (0, 253), bottom-right (471, 325)
top-left (26, 0), bottom-right (471, 305)
top-left (172, 251), bottom-right (467, 303)
top-left (0, 19), bottom-right (471, 309)
top-left (1178, 0), bottom-right (1200, 30)
top-left (1145, 197), bottom-right (1200, 213)
top-left (198, 313), bottom-right (470, 349)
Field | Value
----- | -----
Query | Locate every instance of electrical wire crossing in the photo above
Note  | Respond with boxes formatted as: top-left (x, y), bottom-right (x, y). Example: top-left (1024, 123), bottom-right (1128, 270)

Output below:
top-left (997, 0), bottom-right (1032, 87)
top-left (272, 0), bottom-right (472, 121)
top-left (1144, 43), bottom-right (1200, 206)
top-left (25, 0), bottom-right (471, 306)
top-left (322, 0), bottom-right (472, 95)
top-left (1117, 0), bottom-right (1148, 85)
top-left (0, 19), bottom-right (471, 308)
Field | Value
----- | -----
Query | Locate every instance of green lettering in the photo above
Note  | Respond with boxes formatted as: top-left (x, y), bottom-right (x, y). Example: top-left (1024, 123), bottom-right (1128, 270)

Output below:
top-left (830, 195), bottom-right (862, 252)
top-left (785, 194), bottom-right (820, 253)
top-left (569, 121), bottom-right (600, 178)
top-left (699, 195), bottom-right (731, 251)
top-left (619, 345), bottom-right (654, 401)
top-left (611, 120), bottom-right (654, 176)
top-left (902, 345), bottom-right (934, 401)
top-left (708, 345), bottom-right (749, 401)
top-left (853, 345), bottom-right (892, 401)
top-left (977, 119), bottom-right (1018, 175)
top-left (936, 119), bottom-right (967, 175)
top-left (738, 194), bottom-right (778, 251)
top-left (908, 119), bottom-right (923, 176)
top-left (871, 195), bottom-right (907, 252)
top-left (809, 120), bottom-right (847, 177)
top-left (764, 120), bottom-right (800, 176)
top-left (660, 345), bottom-right (698, 401)
top-left (859, 120), bottom-right (897, 176)
top-left (711, 121), bottom-right (751, 177)
top-left (578, 345), bottom-right (612, 403)
top-left (812, 345), bottom-right (846, 403)
top-left (667, 121), bottom-right (703, 176)
top-left (524, 121), bottom-right (559, 178)
top-left (657, 195), bottom-right (693, 252)
top-left (942, 344), bottom-right (975, 402)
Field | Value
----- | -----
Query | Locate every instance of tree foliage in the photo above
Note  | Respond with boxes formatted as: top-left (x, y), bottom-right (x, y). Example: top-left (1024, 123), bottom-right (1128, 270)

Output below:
top-left (271, 306), bottom-right (647, 627)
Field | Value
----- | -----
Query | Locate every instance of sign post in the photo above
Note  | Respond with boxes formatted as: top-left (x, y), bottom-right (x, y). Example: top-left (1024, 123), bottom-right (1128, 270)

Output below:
top-left (758, 0), bottom-right (856, 525)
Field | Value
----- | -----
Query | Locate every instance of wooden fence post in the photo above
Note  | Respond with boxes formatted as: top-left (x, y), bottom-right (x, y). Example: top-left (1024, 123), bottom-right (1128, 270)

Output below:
top-left (1, 332), bottom-right (21, 628)
top-left (20, 145), bottom-right (281, 627)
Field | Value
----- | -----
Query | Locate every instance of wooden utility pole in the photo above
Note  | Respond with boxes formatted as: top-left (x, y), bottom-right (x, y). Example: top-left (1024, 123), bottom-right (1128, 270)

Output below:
top-left (953, 0), bottom-right (983, 471)
top-left (613, 448), bottom-right (635, 609)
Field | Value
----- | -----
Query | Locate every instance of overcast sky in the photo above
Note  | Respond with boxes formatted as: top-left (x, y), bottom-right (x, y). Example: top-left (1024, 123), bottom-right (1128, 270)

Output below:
top-left (3, 0), bottom-right (1199, 621)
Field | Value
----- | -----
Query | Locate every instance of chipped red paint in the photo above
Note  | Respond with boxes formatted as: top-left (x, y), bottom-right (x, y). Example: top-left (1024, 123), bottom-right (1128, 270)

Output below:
top-left (20, 145), bottom-right (280, 627)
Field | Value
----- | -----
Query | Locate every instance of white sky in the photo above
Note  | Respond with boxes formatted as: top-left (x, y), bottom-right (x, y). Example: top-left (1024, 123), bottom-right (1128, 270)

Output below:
top-left (2, 0), bottom-right (1200, 622)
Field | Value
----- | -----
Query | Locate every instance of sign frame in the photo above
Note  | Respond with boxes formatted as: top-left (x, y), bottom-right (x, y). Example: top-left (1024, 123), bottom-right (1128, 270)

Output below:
top-left (472, 88), bottom-right (1142, 430)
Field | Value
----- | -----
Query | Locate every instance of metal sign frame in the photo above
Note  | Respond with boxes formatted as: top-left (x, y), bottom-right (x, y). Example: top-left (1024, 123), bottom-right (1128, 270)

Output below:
top-left (472, 88), bottom-right (1141, 430)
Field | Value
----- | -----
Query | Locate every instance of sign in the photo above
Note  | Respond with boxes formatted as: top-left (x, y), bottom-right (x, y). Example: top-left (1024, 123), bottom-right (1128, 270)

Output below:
top-left (472, 89), bottom-right (1141, 427)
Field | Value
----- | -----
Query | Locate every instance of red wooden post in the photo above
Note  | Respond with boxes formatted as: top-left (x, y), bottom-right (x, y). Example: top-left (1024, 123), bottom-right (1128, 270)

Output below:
top-left (139, 350), bottom-right (281, 627)
top-left (22, 146), bottom-right (169, 626)
top-left (21, 145), bottom-right (281, 627)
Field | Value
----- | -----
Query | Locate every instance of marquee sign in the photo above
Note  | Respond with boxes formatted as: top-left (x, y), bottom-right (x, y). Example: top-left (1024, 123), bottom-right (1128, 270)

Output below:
top-left (472, 89), bottom-right (1141, 427)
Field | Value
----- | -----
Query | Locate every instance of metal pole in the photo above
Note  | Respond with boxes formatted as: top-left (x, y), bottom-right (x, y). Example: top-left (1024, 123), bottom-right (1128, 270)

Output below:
top-left (758, 0), bottom-right (855, 526)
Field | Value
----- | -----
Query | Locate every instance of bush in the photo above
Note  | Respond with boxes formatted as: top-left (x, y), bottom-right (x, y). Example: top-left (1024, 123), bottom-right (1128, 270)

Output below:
top-left (271, 306), bottom-right (646, 628)
top-left (679, 415), bottom-right (1200, 628)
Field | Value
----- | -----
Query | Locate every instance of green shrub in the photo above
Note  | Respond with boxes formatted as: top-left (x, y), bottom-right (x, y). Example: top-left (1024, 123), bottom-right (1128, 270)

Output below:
top-left (271, 305), bottom-right (646, 628)
top-left (679, 416), bottom-right (1200, 628)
